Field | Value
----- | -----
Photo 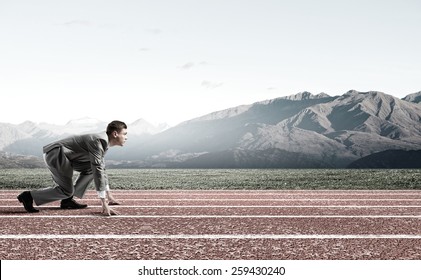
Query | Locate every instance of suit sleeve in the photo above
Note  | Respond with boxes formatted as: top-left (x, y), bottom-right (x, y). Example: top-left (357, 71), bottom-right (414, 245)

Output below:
top-left (87, 138), bottom-right (108, 192)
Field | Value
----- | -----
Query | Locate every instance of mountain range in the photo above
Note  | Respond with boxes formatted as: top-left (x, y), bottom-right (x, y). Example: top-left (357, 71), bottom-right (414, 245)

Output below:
top-left (1, 90), bottom-right (421, 168)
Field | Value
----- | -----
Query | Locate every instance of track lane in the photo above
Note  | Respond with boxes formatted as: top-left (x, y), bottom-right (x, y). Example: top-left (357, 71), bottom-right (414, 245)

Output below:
top-left (1, 216), bottom-right (421, 235)
top-left (2, 205), bottom-right (421, 216)
top-left (1, 189), bottom-right (421, 260)
top-left (1, 238), bottom-right (421, 260)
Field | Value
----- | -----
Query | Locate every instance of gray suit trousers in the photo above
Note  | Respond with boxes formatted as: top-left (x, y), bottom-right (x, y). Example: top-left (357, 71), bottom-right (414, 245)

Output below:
top-left (31, 147), bottom-right (93, 206)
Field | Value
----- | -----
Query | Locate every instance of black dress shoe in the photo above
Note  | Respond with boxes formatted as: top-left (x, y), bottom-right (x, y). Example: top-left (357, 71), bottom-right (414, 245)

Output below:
top-left (60, 197), bottom-right (88, 209)
top-left (17, 191), bottom-right (39, 213)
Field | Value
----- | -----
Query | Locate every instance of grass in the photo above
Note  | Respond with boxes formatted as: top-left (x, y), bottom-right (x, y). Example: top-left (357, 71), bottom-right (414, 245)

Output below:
top-left (1, 168), bottom-right (421, 190)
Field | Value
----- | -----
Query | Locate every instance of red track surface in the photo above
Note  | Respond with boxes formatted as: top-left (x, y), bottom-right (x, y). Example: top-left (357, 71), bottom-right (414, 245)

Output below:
top-left (1, 190), bottom-right (421, 260)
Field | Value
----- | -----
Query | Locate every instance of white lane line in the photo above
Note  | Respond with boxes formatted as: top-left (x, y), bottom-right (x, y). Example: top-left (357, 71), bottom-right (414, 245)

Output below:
top-left (2, 192), bottom-right (421, 196)
top-left (2, 198), bottom-right (421, 201)
top-left (126, 189), bottom-right (420, 191)
top-left (3, 205), bottom-right (421, 208)
top-left (0, 189), bottom-right (421, 195)
top-left (1, 215), bottom-right (421, 218)
top-left (1, 234), bottom-right (421, 239)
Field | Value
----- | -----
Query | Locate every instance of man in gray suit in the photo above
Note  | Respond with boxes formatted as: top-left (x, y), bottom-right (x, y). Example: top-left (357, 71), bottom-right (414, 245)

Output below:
top-left (17, 120), bottom-right (128, 216)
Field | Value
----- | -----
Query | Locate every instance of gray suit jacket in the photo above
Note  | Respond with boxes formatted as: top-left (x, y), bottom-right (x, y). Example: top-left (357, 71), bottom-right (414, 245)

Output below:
top-left (43, 132), bottom-right (109, 191)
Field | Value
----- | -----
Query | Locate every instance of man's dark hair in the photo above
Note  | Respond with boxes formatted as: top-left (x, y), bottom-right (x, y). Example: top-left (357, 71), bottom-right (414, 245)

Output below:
top-left (106, 120), bottom-right (127, 136)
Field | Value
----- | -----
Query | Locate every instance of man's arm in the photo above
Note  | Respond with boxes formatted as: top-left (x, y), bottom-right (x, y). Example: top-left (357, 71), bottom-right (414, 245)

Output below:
top-left (86, 137), bottom-right (119, 215)
top-left (97, 185), bottom-right (120, 215)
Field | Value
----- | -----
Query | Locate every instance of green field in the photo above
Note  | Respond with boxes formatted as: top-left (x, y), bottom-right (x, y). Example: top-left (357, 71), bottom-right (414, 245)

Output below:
top-left (0, 168), bottom-right (421, 190)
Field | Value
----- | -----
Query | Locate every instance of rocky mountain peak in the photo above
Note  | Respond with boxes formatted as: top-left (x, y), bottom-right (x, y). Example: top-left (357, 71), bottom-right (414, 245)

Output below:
top-left (283, 91), bottom-right (331, 101)
top-left (402, 91), bottom-right (421, 103)
top-left (129, 119), bottom-right (169, 135)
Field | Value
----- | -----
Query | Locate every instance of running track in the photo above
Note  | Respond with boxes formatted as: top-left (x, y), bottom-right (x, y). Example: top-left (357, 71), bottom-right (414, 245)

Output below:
top-left (1, 190), bottom-right (421, 259)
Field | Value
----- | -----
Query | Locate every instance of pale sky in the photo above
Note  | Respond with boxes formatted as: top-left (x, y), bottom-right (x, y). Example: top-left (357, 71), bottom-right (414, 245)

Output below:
top-left (1, 0), bottom-right (420, 126)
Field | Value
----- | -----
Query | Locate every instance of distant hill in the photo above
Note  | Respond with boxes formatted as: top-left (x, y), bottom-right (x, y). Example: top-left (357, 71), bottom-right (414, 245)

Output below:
top-left (2, 90), bottom-right (421, 168)
top-left (348, 150), bottom-right (421, 168)
top-left (402, 91), bottom-right (421, 103)
top-left (174, 148), bottom-right (334, 168)
top-left (0, 152), bottom-right (44, 168)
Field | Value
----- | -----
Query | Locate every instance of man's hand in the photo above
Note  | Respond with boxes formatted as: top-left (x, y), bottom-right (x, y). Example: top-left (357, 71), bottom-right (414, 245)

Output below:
top-left (100, 198), bottom-right (119, 216)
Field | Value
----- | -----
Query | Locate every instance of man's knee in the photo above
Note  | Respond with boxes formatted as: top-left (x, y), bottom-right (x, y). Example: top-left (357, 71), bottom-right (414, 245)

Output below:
top-left (62, 188), bottom-right (75, 197)
top-left (52, 176), bottom-right (74, 197)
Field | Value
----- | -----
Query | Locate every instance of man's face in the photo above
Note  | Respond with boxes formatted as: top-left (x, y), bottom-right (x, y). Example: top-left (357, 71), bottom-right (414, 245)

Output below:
top-left (114, 128), bottom-right (128, 146)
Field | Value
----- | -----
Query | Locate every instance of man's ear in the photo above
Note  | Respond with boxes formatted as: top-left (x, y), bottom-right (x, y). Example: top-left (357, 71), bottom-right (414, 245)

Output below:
top-left (112, 131), bottom-right (118, 138)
